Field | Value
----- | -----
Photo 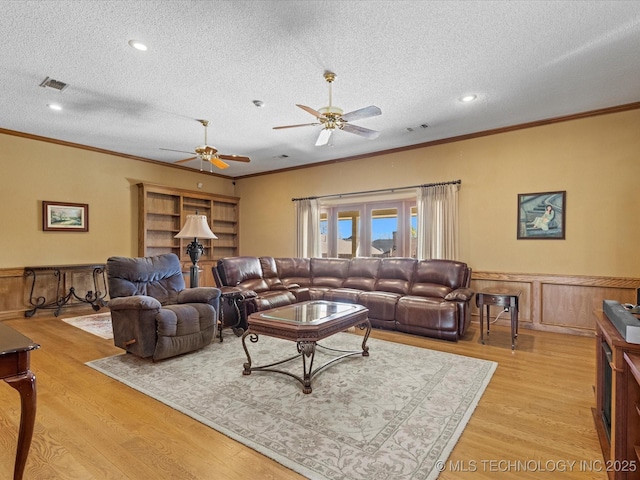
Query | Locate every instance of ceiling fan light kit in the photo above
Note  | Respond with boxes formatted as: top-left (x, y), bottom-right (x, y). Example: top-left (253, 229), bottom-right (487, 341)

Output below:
top-left (274, 71), bottom-right (382, 147)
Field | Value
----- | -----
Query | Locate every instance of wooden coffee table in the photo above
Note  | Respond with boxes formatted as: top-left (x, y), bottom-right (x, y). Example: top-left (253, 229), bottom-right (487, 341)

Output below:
top-left (242, 301), bottom-right (370, 394)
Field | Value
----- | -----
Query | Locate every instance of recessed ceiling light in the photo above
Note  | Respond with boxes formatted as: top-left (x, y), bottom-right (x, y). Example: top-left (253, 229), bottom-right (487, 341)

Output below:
top-left (128, 40), bottom-right (148, 51)
top-left (252, 100), bottom-right (265, 107)
top-left (47, 103), bottom-right (62, 111)
top-left (459, 94), bottom-right (477, 103)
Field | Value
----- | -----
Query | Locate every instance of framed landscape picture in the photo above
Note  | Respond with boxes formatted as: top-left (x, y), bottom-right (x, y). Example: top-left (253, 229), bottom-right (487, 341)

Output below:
top-left (43, 201), bottom-right (89, 232)
top-left (517, 191), bottom-right (565, 239)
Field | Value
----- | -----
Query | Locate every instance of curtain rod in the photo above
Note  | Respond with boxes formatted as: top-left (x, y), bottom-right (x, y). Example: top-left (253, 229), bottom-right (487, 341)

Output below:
top-left (292, 179), bottom-right (461, 202)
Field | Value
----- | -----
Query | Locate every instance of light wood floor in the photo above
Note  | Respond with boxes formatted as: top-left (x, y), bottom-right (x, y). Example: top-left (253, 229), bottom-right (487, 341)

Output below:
top-left (0, 313), bottom-right (606, 479)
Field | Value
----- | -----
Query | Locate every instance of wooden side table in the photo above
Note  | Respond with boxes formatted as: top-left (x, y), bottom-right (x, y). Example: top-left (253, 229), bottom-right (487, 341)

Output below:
top-left (0, 323), bottom-right (40, 480)
top-left (475, 289), bottom-right (521, 350)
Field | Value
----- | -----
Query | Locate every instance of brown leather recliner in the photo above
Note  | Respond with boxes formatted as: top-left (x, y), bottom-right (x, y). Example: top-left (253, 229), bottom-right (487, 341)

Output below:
top-left (106, 253), bottom-right (220, 361)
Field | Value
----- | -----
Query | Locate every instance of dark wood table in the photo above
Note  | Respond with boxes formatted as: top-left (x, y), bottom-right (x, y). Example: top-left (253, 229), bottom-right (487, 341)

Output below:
top-left (0, 323), bottom-right (40, 480)
top-left (476, 289), bottom-right (521, 350)
top-left (242, 301), bottom-right (370, 393)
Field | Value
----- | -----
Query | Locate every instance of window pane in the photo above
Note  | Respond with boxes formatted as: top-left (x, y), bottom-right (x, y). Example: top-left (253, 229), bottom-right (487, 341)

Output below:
top-left (338, 210), bottom-right (359, 258)
top-left (410, 206), bottom-right (417, 258)
top-left (371, 208), bottom-right (397, 257)
top-left (320, 212), bottom-right (328, 258)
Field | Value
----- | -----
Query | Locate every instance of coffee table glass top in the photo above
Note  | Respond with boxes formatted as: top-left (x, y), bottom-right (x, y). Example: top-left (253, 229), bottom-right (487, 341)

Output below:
top-left (255, 301), bottom-right (364, 325)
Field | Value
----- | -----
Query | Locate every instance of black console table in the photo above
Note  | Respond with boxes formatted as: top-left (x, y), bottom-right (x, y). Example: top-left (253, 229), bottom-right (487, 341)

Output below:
top-left (219, 291), bottom-right (247, 341)
top-left (24, 264), bottom-right (108, 317)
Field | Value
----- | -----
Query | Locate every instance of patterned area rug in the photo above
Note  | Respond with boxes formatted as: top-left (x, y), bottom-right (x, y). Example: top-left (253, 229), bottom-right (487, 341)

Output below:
top-left (87, 332), bottom-right (496, 480)
top-left (62, 312), bottom-right (113, 339)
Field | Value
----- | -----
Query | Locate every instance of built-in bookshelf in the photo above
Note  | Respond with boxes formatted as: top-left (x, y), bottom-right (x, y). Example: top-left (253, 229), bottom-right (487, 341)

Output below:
top-left (137, 183), bottom-right (239, 286)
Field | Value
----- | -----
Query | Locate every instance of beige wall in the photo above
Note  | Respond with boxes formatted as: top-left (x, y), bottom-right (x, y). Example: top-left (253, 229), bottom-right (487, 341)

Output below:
top-left (0, 133), bottom-right (235, 268)
top-left (2, 109), bottom-right (638, 277)
top-left (236, 109), bottom-right (640, 277)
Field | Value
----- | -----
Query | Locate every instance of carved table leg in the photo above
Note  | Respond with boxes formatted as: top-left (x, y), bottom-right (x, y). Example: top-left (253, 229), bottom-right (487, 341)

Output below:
top-left (359, 320), bottom-right (371, 356)
top-left (299, 341), bottom-right (317, 394)
top-left (242, 330), bottom-right (258, 375)
top-left (5, 371), bottom-right (37, 480)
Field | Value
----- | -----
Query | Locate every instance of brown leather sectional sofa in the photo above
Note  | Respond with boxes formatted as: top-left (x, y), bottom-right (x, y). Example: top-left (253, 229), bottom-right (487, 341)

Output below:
top-left (214, 256), bottom-right (474, 342)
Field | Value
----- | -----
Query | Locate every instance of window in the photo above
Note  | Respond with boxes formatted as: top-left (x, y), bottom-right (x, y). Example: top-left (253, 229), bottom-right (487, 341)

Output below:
top-left (321, 200), bottom-right (415, 258)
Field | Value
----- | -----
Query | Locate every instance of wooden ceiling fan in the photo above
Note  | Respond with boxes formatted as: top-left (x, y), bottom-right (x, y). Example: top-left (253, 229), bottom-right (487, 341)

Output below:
top-left (273, 71), bottom-right (381, 146)
top-left (162, 119), bottom-right (250, 170)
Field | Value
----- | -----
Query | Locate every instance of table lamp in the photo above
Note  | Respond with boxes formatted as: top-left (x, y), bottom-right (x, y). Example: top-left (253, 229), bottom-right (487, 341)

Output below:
top-left (175, 214), bottom-right (217, 287)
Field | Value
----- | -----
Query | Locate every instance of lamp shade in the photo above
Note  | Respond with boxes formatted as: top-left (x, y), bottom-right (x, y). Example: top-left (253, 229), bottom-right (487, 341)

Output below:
top-left (175, 215), bottom-right (217, 239)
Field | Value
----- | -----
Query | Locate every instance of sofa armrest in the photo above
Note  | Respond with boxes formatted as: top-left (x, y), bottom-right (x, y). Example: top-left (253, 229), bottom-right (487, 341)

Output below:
top-left (286, 283), bottom-right (301, 289)
top-left (444, 288), bottom-right (474, 302)
top-left (108, 295), bottom-right (161, 311)
top-left (177, 287), bottom-right (221, 304)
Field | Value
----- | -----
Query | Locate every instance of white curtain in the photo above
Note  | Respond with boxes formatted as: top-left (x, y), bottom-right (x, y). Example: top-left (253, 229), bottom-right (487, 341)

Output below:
top-left (294, 198), bottom-right (321, 258)
top-left (416, 183), bottom-right (459, 260)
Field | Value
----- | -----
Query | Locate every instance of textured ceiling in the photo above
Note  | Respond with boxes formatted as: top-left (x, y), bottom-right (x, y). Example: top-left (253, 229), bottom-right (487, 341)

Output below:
top-left (1, 0), bottom-right (640, 178)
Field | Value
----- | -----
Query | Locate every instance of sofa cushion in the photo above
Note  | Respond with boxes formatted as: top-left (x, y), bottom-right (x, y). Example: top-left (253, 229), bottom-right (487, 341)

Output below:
top-left (342, 257), bottom-right (380, 291)
top-left (411, 259), bottom-right (469, 293)
top-left (308, 286), bottom-right (332, 300)
top-left (311, 258), bottom-right (349, 288)
top-left (274, 257), bottom-right (311, 287)
top-left (410, 283), bottom-right (452, 299)
top-left (259, 256), bottom-right (287, 290)
top-left (358, 291), bottom-right (401, 321)
top-left (323, 288), bottom-right (362, 303)
top-left (218, 256), bottom-right (270, 293)
top-left (396, 296), bottom-right (458, 332)
top-left (247, 290), bottom-right (297, 313)
top-left (373, 258), bottom-right (416, 294)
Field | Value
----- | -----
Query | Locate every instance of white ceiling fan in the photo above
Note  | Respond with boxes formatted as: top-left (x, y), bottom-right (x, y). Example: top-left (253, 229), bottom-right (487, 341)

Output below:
top-left (161, 119), bottom-right (250, 170)
top-left (273, 71), bottom-right (381, 146)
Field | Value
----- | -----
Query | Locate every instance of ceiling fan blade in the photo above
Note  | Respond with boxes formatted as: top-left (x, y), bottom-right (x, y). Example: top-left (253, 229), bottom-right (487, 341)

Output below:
top-left (341, 123), bottom-right (380, 139)
top-left (273, 122), bottom-right (320, 130)
top-left (209, 157), bottom-right (230, 169)
top-left (218, 154), bottom-right (251, 163)
top-left (174, 156), bottom-right (198, 164)
top-left (315, 128), bottom-right (332, 146)
top-left (161, 148), bottom-right (196, 155)
top-left (341, 105), bottom-right (382, 122)
top-left (296, 104), bottom-right (325, 119)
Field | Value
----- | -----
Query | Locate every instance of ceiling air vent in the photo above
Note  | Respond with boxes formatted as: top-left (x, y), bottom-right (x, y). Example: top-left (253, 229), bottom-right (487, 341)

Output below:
top-left (39, 77), bottom-right (69, 92)
top-left (406, 123), bottom-right (429, 133)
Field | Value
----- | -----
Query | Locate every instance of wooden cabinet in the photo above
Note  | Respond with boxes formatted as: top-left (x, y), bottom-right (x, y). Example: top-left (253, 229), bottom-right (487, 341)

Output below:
top-left (594, 309), bottom-right (640, 479)
top-left (138, 183), bottom-right (239, 287)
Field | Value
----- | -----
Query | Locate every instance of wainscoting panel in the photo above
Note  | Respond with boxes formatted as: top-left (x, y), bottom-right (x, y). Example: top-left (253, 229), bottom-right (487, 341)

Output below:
top-left (0, 268), bottom-right (28, 320)
top-left (471, 271), bottom-right (640, 336)
top-left (0, 265), bottom-right (107, 320)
